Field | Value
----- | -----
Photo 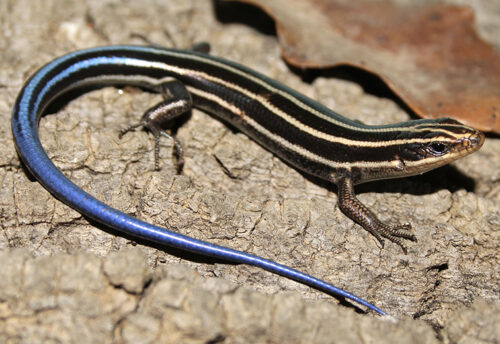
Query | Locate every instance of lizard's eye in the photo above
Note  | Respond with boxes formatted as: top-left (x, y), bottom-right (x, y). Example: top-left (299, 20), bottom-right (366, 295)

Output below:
top-left (428, 142), bottom-right (449, 155)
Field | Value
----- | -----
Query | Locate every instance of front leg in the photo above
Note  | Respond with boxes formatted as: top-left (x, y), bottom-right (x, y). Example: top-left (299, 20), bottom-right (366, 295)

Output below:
top-left (337, 177), bottom-right (416, 253)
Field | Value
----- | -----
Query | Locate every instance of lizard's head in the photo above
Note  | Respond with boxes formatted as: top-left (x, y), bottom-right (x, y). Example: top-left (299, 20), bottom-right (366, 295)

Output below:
top-left (393, 118), bottom-right (484, 176)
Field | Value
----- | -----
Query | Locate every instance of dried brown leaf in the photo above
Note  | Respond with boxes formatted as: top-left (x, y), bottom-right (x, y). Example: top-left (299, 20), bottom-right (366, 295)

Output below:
top-left (229, 0), bottom-right (500, 133)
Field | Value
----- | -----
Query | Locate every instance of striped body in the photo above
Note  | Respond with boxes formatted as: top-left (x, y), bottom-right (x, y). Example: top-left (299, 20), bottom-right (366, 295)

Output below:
top-left (15, 46), bottom-right (483, 185)
top-left (12, 46), bottom-right (485, 315)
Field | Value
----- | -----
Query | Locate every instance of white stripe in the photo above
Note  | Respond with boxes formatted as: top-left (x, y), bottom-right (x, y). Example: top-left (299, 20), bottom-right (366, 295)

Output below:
top-left (150, 50), bottom-right (469, 137)
top-left (74, 64), bottom-right (463, 148)
top-left (188, 87), bottom-right (466, 170)
top-left (67, 73), bottom-right (469, 171)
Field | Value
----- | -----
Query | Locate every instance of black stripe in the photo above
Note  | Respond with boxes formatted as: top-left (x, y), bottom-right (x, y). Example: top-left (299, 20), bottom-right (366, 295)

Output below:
top-left (23, 46), bottom-right (461, 171)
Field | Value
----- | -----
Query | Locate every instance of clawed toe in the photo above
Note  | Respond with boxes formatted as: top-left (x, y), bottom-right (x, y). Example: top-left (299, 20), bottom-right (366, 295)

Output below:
top-left (390, 224), bottom-right (417, 242)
